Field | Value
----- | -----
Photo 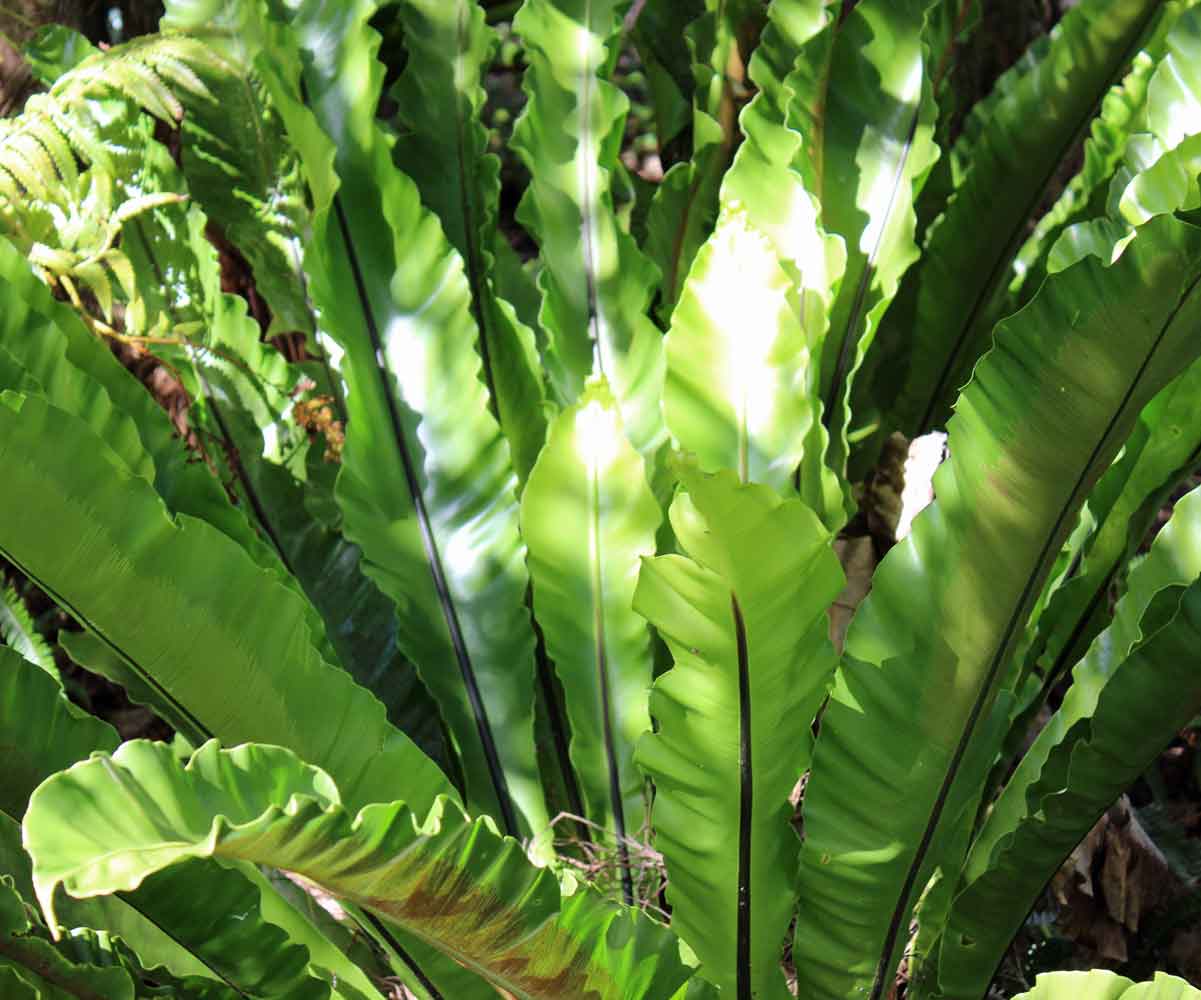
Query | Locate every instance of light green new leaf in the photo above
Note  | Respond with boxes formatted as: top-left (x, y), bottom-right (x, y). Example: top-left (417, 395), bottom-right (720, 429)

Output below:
top-left (0, 391), bottom-right (452, 818)
top-left (511, 0), bottom-right (666, 458)
top-left (793, 214), bottom-right (1201, 1000)
top-left (880, 0), bottom-right (1168, 439)
top-left (635, 467), bottom-right (843, 998)
top-left (0, 588), bottom-right (55, 680)
top-left (1117, 8), bottom-right (1201, 222)
top-left (277, 0), bottom-right (547, 842)
top-left (934, 487), bottom-right (1201, 998)
top-left (388, 0), bottom-right (547, 486)
top-left (665, 207), bottom-right (820, 494)
top-left (521, 380), bottom-right (658, 890)
top-left (668, 0), bottom-right (842, 517)
top-left (24, 741), bottom-right (691, 1000)
top-left (1015, 972), bottom-right (1201, 1000)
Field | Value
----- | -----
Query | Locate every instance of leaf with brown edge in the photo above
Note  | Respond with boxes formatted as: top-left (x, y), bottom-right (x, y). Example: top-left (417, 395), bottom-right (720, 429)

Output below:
top-left (23, 740), bottom-right (691, 1000)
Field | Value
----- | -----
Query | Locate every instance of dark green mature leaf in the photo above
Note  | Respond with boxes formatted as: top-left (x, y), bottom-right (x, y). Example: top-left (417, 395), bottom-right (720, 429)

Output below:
top-left (877, 0), bottom-right (1168, 440)
top-left (934, 488), bottom-right (1201, 998)
top-left (1016, 356), bottom-right (1201, 698)
top-left (511, 0), bottom-right (665, 458)
top-left (1006, 45), bottom-right (1158, 309)
top-left (0, 391), bottom-right (452, 817)
top-left (388, 0), bottom-right (547, 486)
top-left (521, 379), bottom-right (657, 883)
top-left (273, 0), bottom-right (548, 843)
top-left (642, 0), bottom-right (755, 320)
top-left (22, 25), bottom-right (98, 86)
top-left (0, 649), bottom-right (117, 821)
top-left (636, 467), bottom-right (843, 998)
top-left (628, 0), bottom-right (705, 159)
top-left (0, 877), bottom-right (137, 1000)
top-left (793, 214), bottom-right (1201, 1000)
top-left (25, 741), bottom-right (692, 1000)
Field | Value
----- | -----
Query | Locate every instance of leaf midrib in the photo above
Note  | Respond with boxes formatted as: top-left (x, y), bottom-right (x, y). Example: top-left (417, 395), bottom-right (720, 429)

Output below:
top-left (587, 456), bottom-right (634, 905)
top-left (731, 592), bottom-right (753, 1000)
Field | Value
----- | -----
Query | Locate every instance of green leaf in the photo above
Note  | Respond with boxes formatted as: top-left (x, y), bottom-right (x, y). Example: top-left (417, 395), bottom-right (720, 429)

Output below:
top-left (1014, 972), bottom-right (1201, 1000)
top-left (934, 487), bottom-right (1201, 998)
top-left (793, 214), bottom-right (1201, 1000)
top-left (0, 588), bottom-right (56, 680)
top-left (24, 740), bottom-right (691, 1000)
top-left (0, 390), bottom-right (453, 817)
top-left (0, 648), bottom-right (118, 822)
top-left (664, 206), bottom-right (823, 494)
top-left (22, 26), bottom-right (97, 87)
top-left (628, 0), bottom-right (705, 160)
top-left (178, 64), bottom-right (315, 338)
top-left (1006, 45), bottom-right (1158, 309)
top-left (1016, 356), bottom-right (1201, 698)
top-left (0, 649), bottom-right (354, 998)
top-left (668, 0), bottom-right (843, 518)
top-left (0, 239), bottom-right (153, 485)
top-left (511, 0), bottom-right (666, 458)
top-left (790, 0), bottom-right (939, 479)
top-left (878, 0), bottom-right (1169, 440)
top-left (273, 0), bottom-right (548, 842)
top-left (0, 877), bottom-right (136, 1000)
top-left (387, 0), bottom-right (548, 486)
top-left (521, 379), bottom-right (658, 891)
top-left (635, 467), bottom-right (843, 998)
top-left (641, 0), bottom-right (749, 319)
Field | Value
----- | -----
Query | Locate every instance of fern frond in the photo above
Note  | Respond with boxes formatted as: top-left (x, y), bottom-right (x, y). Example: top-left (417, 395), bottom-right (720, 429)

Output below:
top-left (0, 585), bottom-right (57, 679)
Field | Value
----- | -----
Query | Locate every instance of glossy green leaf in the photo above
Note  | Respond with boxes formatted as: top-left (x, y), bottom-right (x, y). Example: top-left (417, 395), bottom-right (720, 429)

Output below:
top-left (0, 647), bottom-right (360, 998)
top-left (790, 0), bottom-right (939, 479)
top-left (668, 0), bottom-right (843, 517)
top-left (388, 0), bottom-right (548, 486)
top-left (277, 0), bottom-right (547, 842)
top-left (22, 26), bottom-right (98, 86)
top-left (665, 206), bottom-right (822, 494)
top-left (511, 0), bottom-right (666, 458)
top-left (635, 467), bottom-right (843, 998)
top-left (794, 214), bottom-right (1201, 1000)
top-left (879, 0), bottom-right (1168, 440)
top-left (25, 740), bottom-right (691, 1000)
top-left (0, 390), bottom-right (452, 817)
top-left (0, 648), bottom-right (118, 822)
top-left (521, 379), bottom-right (658, 890)
top-left (642, 0), bottom-right (749, 319)
top-left (1016, 356), bottom-right (1201, 698)
top-left (934, 487), bottom-right (1201, 998)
